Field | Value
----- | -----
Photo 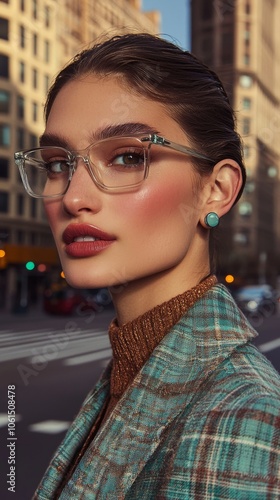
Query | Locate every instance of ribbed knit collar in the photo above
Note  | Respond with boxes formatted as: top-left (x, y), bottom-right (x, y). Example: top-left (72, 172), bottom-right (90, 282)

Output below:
top-left (108, 275), bottom-right (217, 402)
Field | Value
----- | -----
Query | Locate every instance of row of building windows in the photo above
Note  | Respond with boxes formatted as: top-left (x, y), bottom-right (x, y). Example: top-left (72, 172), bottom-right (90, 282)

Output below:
top-left (0, 54), bottom-right (50, 92)
top-left (200, 0), bottom-right (250, 22)
top-left (0, 125), bottom-right (38, 150)
top-left (0, 189), bottom-right (44, 220)
top-left (0, 1), bottom-right (51, 27)
top-left (0, 225), bottom-right (53, 247)
top-left (0, 18), bottom-right (51, 62)
top-left (0, 94), bottom-right (40, 123)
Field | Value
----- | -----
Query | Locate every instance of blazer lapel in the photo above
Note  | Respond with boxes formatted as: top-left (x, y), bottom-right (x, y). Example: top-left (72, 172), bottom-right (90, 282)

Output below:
top-left (62, 323), bottom-right (199, 499)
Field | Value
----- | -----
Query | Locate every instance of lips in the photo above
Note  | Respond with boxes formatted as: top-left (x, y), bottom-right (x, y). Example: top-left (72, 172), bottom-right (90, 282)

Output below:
top-left (62, 224), bottom-right (116, 258)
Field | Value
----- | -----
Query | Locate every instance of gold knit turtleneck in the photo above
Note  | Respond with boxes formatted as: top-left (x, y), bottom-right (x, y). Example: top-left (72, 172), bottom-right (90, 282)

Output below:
top-left (105, 274), bottom-right (217, 417)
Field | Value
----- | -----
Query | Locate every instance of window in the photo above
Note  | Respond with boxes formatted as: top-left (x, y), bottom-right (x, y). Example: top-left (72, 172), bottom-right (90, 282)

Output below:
top-left (32, 101), bottom-right (38, 122)
top-left (44, 74), bottom-right (50, 93)
top-left (267, 165), bottom-right (278, 178)
top-left (31, 198), bottom-right (37, 218)
top-left (0, 227), bottom-right (9, 243)
top-left (17, 193), bottom-right (25, 215)
top-left (0, 157), bottom-right (9, 178)
top-left (32, 68), bottom-right (38, 89)
top-left (45, 6), bottom-right (50, 27)
top-left (245, 1), bottom-right (251, 14)
top-left (242, 97), bottom-right (251, 109)
top-left (243, 145), bottom-right (250, 158)
top-left (233, 230), bottom-right (250, 245)
top-left (0, 191), bottom-right (9, 213)
top-left (33, 33), bottom-right (38, 56)
top-left (221, 32), bottom-right (234, 64)
top-left (202, 0), bottom-right (213, 20)
top-left (238, 201), bottom-right (252, 217)
top-left (19, 25), bottom-right (25, 48)
top-left (17, 95), bottom-right (24, 119)
top-left (30, 231), bottom-right (37, 245)
top-left (239, 75), bottom-right (253, 88)
top-left (19, 60), bottom-right (25, 82)
top-left (0, 17), bottom-right (9, 40)
top-left (30, 133), bottom-right (37, 148)
top-left (17, 230), bottom-right (25, 244)
top-left (201, 35), bottom-right (213, 66)
top-left (0, 54), bottom-right (9, 78)
top-left (17, 127), bottom-right (24, 149)
top-left (244, 181), bottom-right (255, 194)
top-left (243, 54), bottom-right (250, 66)
top-left (244, 28), bottom-right (250, 42)
top-left (0, 123), bottom-right (10, 146)
top-left (32, 0), bottom-right (38, 19)
top-left (0, 90), bottom-right (10, 113)
top-left (20, 0), bottom-right (25, 12)
top-left (44, 40), bottom-right (50, 62)
top-left (242, 117), bottom-right (251, 135)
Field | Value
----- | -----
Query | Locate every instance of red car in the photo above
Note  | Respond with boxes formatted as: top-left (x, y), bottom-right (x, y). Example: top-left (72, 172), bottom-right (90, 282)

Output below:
top-left (43, 287), bottom-right (111, 315)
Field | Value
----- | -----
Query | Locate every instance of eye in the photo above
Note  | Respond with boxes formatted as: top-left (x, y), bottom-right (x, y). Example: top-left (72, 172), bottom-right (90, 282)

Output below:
top-left (45, 159), bottom-right (70, 174)
top-left (110, 149), bottom-right (145, 169)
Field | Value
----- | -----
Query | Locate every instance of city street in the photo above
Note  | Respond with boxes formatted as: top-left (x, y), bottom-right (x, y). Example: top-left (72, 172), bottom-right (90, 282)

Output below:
top-left (0, 305), bottom-right (279, 500)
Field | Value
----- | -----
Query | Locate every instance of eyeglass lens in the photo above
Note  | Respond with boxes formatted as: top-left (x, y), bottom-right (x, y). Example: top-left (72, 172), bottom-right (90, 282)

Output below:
top-left (23, 137), bottom-right (147, 196)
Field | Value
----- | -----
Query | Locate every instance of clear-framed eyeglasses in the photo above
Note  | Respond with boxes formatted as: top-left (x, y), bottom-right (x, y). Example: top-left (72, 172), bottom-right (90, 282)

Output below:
top-left (14, 133), bottom-right (213, 198)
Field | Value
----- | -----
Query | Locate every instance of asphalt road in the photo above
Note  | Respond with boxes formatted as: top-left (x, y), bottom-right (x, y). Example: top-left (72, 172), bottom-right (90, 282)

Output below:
top-left (0, 304), bottom-right (279, 500)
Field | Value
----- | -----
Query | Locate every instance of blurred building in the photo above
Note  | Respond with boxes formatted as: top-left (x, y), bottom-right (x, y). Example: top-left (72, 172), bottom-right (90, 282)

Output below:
top-left (191, 0), bottom-right (280, 285)
top-left (0, 0), bottom-right (160, 310)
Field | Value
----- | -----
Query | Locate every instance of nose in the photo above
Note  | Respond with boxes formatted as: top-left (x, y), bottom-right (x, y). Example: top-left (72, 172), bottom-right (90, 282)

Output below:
top-left (62, 157), bottom-right (102, 216)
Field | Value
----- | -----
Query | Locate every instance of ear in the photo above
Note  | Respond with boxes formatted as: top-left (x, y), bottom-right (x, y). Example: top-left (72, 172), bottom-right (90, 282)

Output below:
top-left (200, 159), bottom-right (243, 228)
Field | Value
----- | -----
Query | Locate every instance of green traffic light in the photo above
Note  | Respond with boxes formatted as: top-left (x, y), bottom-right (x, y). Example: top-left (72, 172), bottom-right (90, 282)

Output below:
top-left (26, 261), bottom-right (35, 271)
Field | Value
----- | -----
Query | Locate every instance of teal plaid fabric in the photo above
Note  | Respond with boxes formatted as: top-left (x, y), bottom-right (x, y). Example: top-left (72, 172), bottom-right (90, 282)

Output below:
top-left (34, 284), bottom-right (280, 499)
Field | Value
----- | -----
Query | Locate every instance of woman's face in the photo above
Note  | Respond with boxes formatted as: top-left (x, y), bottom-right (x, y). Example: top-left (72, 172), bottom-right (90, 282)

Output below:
top-left (43, 75), bottom-right (209, 290)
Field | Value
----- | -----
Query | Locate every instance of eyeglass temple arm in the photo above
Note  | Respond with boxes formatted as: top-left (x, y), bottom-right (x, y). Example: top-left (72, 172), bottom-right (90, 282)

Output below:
top-left (143, 134), bottom-right (212, 161)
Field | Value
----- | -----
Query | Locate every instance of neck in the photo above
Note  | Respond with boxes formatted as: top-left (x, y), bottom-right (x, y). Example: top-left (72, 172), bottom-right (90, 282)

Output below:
top-left (110, 263), bottom-right (210, 326)
top-left (110, 229), bottom-right (211, 325)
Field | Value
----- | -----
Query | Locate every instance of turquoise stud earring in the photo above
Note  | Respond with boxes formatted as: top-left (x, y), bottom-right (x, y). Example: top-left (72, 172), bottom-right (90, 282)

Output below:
top-left (204, 212), bottom-right (220, 228)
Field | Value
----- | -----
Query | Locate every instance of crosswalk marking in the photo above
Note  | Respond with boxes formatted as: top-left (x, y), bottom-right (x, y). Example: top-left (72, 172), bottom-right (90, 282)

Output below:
top-left (0, 327), bottom-right (111, 365)
top-left (258, 337), bottom-right (280, 353)
top-left (29, 420), bottom-right (71, 434)
top-left (0, 412), bottom-right (22, 428)
top-left (30, 333), bottom-right (110, 364)
top-left (64, 348), bottom-right (112, 366)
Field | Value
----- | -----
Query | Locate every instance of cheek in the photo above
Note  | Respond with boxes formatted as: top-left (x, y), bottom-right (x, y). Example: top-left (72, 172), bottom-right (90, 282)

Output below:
top-left (117, 177), bottom-right (198, 236)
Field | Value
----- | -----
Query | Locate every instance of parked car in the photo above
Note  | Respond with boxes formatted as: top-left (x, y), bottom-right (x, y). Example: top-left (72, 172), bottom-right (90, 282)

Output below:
top-left (43, 286), bottom-right (112, 315)
top-left (232, 284), bottom-right (278, 318)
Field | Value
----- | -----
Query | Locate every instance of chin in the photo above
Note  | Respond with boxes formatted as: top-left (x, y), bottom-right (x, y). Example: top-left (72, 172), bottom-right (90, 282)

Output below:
top-left (62, 267), bottom-right (119, 290)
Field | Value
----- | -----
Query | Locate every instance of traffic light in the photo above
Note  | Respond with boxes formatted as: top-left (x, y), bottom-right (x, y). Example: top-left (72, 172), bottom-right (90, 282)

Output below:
top-left (25, 261), bottom-right (35, 271)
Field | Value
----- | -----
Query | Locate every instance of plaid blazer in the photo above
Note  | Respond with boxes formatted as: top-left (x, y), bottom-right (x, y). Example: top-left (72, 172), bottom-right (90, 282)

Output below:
top-left (34, 284), bottom-right (280, 499)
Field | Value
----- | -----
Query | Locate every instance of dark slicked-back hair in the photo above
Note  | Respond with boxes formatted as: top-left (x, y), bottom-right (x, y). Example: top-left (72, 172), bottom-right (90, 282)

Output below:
top-left (45, 33), bottom-right (246, 200)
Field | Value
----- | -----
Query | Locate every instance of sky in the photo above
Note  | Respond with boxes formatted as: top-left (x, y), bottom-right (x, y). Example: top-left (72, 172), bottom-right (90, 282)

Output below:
top-left (142, 0), bottom-right (191, 50)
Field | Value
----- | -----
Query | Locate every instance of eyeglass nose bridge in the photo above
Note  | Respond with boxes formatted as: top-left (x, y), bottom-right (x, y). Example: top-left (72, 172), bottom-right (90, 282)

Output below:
top-left (69, 152), bottom-right (100, 188)
top-left (74, 153), bottom-right (90, 166)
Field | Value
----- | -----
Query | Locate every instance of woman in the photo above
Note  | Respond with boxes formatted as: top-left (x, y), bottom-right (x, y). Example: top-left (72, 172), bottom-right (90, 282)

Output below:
top-left (15, 33), bottom-right (280, 499)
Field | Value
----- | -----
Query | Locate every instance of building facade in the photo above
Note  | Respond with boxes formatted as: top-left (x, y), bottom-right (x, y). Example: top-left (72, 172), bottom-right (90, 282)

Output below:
top-left (191, 0), bottom-right (280, 285)
top-left (0, 0), bottom-right (160, 310)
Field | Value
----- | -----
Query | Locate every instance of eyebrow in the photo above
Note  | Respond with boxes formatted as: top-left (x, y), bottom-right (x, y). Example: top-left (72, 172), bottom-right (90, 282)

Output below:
top-left (39, 122), bottom-right (159, 149)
